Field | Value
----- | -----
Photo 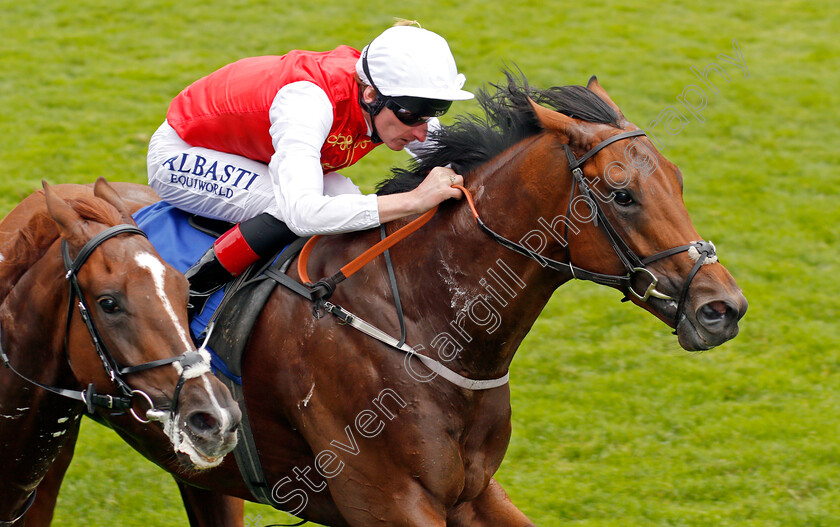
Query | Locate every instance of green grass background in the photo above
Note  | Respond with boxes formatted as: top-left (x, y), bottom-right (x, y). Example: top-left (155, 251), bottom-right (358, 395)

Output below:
top-left (2, 0), bottom-right (838, 525)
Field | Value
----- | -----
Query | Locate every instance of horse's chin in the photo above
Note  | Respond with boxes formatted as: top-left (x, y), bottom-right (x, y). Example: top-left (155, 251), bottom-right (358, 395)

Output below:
top-left (645, 296), bottom-right (734, 352)
top-left (158, 412), bottom-right (230, 471)
top-left (175, 448), bottom-right (224, 471)
top-left (172, 426), bottom-right (229, 470)
top-left (675, 316), bottom-right (722, 352)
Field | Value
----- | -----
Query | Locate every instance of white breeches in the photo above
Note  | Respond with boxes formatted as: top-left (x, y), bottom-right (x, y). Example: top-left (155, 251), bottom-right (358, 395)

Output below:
top-left (147, 121), bottom-right (360, 224)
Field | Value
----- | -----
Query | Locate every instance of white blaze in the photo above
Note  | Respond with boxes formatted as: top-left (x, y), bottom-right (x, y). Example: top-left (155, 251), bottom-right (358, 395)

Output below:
top-left (134, 252), bottom-right (232, 469)
top-left (134, 252), bottom-right (194, 355)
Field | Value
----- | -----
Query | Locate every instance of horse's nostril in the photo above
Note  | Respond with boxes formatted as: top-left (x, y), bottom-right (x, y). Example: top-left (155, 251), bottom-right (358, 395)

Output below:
top-left (702, 301), bottom-right (728, 319)
top-left (189, 412), bottom-right (218, 433)
top-left (697, 301), bottom-right (736, 329)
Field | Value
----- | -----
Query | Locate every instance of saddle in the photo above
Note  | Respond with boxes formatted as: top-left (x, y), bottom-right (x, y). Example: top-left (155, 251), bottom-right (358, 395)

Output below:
top-left (186, 213), bottom-right (299, 383)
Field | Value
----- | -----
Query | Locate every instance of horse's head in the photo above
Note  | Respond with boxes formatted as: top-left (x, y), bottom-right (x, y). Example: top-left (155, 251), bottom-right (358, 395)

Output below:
top-left (43, 178), bottom-right (241, 469)
top-left (526, 76), bottom-right (747, 350)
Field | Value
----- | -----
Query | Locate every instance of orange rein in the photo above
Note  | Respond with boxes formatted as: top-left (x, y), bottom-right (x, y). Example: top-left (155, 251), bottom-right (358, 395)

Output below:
top-left (297, 205), bottom-right (438, 285)
top-left (297, 184), bottom-right (476, 286)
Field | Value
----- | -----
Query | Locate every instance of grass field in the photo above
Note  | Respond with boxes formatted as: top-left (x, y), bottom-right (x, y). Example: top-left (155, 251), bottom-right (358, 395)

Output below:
top-left (2, 0), bottom-right (839, 525)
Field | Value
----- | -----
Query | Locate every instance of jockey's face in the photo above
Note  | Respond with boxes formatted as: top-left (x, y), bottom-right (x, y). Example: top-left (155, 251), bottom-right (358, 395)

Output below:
top-left (362, 86), bottom-right (429, 151)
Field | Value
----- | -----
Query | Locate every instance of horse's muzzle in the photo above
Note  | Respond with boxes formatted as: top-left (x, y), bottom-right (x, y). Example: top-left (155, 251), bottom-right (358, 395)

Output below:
top-left (677, 294), bottom-right (748, 351)
top-left (171, 374), bottom-right (241, 470)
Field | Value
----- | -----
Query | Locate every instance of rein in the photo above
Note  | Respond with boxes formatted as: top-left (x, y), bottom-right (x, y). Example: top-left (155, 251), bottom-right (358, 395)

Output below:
top-left (276, 217), bottom-right (510, 391)
top-left (296, 207), bottom-right (438, 298)
top-left (0, 224), bottom-right (203, 424)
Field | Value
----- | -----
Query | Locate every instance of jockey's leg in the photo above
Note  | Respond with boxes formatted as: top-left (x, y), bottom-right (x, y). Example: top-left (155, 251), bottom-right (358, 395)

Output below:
top-left (147, 121), bottom-right (275, 224)
top-left (184, 213), bottom-right (297, 315)
top-left (147, 121), bottom-right (297, 315)
top-left (446, 478), bottom-right (534, 527)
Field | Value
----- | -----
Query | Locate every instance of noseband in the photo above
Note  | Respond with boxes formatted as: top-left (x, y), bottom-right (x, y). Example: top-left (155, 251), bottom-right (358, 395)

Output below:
top-left (473, 129), bottom-right (717, 327)
top-left (0, 224), bottom-right (204, 425)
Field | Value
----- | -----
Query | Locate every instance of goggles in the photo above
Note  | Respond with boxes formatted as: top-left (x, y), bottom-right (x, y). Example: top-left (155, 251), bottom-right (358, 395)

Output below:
top-left (384, 96), bottom-right (452, 126)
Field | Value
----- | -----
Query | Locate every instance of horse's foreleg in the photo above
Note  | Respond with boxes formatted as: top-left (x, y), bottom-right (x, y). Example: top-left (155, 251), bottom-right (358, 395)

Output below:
top-left (22, 421), bottom-right (81, 527)
top-left (329, 480), bottom-right (448, 527)
top-left (176, 481), bottom-right (244, 527)
top-left (447, 478), bottom-right (533, 527)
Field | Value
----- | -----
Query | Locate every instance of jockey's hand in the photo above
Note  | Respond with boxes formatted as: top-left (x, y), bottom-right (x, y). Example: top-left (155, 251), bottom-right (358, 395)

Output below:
top-left (411, 166), bottom-right (463, 213)
top-left (376, 166), bottom-right (464, 224)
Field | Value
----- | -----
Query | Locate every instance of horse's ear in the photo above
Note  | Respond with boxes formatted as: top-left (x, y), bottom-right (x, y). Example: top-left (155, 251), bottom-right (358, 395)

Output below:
top-left (586, 76), bottom-right (627, 123)
top-left (43, 180), bottom-right (88, 247)
top-left (93, 176), bottom-right (135, 224)
top-left (528, 98), bottom-right (578, 139)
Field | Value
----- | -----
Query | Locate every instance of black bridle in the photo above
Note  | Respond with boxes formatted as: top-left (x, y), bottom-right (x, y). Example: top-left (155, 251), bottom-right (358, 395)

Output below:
top-left (1, 224), bottom-right (204, 422)
top-left (473, 129), bottom-right (717, 328)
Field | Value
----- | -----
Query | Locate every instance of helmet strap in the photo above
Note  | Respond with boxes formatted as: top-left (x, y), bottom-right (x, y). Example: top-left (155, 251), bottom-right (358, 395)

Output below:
top-left (358, 88), bottom-right (385, 144)
top-left (359, 47), bottom-right (385, 143)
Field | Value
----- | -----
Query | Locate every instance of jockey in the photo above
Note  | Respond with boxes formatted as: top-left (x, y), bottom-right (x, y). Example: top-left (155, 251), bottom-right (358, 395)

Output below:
top-left (146, 23), bottom-right (473, 312)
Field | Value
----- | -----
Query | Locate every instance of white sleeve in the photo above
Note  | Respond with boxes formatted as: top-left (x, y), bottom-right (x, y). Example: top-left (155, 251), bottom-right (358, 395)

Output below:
top-left (268, 81), bottom-right (380, 236)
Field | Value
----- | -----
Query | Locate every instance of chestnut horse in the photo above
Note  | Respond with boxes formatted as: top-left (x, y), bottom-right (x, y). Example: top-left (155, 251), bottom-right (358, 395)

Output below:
top-left (0, 179), bottom-right (241, 526)
top-left (34, 76), bottom-right (745, 526)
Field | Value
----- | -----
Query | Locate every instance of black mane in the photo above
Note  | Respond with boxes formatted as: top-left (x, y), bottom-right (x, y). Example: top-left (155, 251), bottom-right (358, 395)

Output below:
top-left (376, 71), bottom-right (621, 196)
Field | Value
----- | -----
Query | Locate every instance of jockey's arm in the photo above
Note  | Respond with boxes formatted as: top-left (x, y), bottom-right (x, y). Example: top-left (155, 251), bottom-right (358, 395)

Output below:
top-left (268, 82), bottom-right (460, 235)
top-left (268, 82), bottom-right (380, 236)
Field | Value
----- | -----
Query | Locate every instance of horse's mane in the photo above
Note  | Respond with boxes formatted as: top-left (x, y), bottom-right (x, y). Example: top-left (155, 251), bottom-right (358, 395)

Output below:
top-left (377, 70), bottom-right (621, 195)
top-left (0, 192), bottom-right (123, 302)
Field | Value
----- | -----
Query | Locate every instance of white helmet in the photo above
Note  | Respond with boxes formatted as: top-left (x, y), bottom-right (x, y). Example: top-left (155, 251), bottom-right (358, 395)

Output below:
top-left (356, 26), bottom-right (474, 102)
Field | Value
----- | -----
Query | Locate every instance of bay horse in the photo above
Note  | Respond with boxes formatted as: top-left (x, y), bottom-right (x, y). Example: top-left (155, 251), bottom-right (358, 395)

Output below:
top-left (34, 75), bottom-right (745, 526)
top-left (0, 179), bottom-right (241, 526)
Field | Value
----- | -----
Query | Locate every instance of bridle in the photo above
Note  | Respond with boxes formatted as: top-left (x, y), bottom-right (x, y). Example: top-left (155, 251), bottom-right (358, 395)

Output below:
top-left (0, 223), bottom-right (207, 525)
top-left (471, 129), bottom-right (717, 328)
top-left (1, 224), bottom-right (204, 423)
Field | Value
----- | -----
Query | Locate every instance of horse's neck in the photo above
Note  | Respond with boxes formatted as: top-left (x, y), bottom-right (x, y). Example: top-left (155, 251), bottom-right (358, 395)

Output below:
top-left (0, 209), bottom-right (60, 305)
top-left (1, 242), bottom-right (72, 375)
top-left (394, 135), bottom-right (573, 379)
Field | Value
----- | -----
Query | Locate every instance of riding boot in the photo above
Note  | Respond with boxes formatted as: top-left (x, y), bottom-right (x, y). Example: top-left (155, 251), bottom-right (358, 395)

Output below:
top-left (185, 213), bottom-right (298, 318)
top-left (184, 246), bottom-right (236, 317)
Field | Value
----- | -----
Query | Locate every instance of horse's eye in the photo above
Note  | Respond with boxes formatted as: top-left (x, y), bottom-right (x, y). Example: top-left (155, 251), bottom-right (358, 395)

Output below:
top-left (98, 297), bottom-right (120, 314)
top-left (612, 190), bottom-right (635, 206)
